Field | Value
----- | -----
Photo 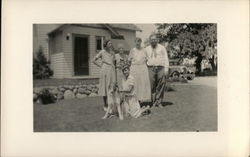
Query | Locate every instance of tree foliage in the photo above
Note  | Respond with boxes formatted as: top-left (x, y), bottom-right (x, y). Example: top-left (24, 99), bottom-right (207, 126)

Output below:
top-left (33, 46), bottom-right (53, 79)
top-left (155, 23), bottom-right (217, 59)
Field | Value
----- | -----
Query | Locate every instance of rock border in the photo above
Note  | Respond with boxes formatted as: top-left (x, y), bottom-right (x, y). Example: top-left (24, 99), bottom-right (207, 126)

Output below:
top-left (33, 84), bottom-right (99, 103)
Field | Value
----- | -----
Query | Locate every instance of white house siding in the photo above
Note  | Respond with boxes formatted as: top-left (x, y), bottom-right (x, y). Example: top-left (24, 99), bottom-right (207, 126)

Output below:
top-left (49, 32), bottom-right (64, 78)
top-left (50, 31), bottom-right (63, 55)
top-left (62, 26), bottom-right (112, 78)
top-left (33, 24), bottom-right (60, 59)
top-left (116, 29), bottom-right (137, 50)
top-left (50, 52), bottom-right (64, 78)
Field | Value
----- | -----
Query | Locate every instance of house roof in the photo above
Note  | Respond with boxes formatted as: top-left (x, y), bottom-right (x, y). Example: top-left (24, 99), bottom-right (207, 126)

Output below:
top-left (47, 24), bottom-right (142, 35)
top-left (109, 24), bottom-right (142, 32)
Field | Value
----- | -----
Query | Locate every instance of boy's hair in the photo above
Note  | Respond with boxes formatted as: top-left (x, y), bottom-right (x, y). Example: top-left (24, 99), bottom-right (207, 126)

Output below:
top-left (120, 59), bottom-right (131, 72)
top-left (122, 65), bottom-right (130, 72)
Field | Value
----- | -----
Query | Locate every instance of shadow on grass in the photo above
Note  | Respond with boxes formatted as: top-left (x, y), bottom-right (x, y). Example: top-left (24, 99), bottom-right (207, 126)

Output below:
top-left (162, 101), bottom-right (174, 106)
top-left (141, 101), bottom-right (174, 107)
top-left (165, 86), bottom-right (175, 92)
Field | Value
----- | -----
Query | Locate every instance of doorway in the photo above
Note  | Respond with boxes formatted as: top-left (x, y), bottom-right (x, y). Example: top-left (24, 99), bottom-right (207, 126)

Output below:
top-left (73, 35), bottom-right (89, 76)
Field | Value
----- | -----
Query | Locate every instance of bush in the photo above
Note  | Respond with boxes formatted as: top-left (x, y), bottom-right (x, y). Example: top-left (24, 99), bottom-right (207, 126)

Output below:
top-left (33, 46), bottom-right (53, 79)
top-left (38, 88), bottom-right (56, 104)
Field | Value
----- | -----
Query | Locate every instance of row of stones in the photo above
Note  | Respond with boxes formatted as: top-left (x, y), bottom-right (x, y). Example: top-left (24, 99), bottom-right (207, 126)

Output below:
top-left (33, 84), bottom-right (99, 102)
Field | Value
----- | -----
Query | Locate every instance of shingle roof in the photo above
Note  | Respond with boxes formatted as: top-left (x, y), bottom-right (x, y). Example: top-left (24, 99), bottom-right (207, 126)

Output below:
top-left (109, 24), bottom-right (142, 31)
top-left (48, 24), bottom-right (142, 35)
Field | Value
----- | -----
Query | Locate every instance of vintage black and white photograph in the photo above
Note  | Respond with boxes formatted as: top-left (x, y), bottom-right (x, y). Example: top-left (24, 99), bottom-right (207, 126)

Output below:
top-left (3, 0), bottom-right (249, 156)
top-left (33, 23), bottom-right (217, 132)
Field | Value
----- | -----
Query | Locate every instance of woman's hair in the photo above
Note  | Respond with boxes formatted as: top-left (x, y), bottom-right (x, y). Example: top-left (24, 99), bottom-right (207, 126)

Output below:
top-left (117, 43), bottom-right (124, 49)
top-left (135, 37), bottom-right (142, 42)
top-left (121, 60), bottom-right (131, 72)
top-left (122, 65), bottom-right (130, 72)
top-left (103, 39), bottom-right (111, 48)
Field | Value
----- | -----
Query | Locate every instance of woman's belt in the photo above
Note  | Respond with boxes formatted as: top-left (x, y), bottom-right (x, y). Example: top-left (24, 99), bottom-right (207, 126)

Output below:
top-left (131, 63), bottom-right (145, 65)
top-left (102, 62), bottom-right (113, 66)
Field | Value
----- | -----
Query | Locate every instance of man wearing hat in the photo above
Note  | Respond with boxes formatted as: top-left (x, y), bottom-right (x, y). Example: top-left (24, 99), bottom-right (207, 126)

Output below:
top-left (145, 34), bottom-right (169, 107)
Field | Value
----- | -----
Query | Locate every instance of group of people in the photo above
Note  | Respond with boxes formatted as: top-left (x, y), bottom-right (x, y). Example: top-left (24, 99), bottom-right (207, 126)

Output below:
top-left (92, 34), bottom-right (169, 119)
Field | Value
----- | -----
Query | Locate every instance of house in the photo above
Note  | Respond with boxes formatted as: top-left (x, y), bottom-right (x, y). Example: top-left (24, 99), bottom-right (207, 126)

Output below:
top-left (33, 24), bottom-right (61, 58)
top-left (33, 24), bottom-right (141, 79)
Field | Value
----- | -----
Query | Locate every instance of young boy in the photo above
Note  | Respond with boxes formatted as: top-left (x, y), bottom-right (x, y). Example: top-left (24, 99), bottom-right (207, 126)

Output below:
top-left (119, 64), bottom-right (150, 118)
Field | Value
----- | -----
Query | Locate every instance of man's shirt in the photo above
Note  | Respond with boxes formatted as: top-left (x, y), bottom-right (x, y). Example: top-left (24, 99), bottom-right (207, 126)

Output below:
top-left (145, 43), bottom-right (169, 72)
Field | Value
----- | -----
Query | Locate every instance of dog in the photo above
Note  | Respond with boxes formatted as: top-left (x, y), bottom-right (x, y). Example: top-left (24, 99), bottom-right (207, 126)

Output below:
top-left (102, 83), bottom-right (124, 120)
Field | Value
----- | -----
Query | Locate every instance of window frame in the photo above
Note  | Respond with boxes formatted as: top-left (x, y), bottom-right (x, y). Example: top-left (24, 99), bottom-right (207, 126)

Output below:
top-left (95, 36), bottom-right (105, 52)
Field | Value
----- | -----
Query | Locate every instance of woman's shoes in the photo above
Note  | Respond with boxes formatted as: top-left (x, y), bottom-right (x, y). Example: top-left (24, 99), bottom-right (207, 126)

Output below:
top-left (103, 107), bottom-right (108, 112)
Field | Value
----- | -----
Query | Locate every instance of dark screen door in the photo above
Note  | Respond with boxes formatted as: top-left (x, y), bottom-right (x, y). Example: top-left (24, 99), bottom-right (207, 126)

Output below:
top-left (74, 36), bottom-right (89, 75)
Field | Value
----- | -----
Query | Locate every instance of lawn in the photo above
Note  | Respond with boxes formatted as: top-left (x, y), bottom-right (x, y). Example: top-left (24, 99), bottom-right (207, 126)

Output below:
top-left (34, 81), bottom-right (217, 132)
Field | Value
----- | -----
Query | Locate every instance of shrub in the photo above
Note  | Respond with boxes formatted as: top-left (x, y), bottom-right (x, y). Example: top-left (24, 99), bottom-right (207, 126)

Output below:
top-left (33, 46), bottom-right (53, 79)
top-left (38, 88), bottom-right (56, 104)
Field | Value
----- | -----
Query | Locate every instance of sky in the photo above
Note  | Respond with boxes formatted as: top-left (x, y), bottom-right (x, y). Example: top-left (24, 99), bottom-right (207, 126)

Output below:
top-left (135, 24), bottom-right (157, 46)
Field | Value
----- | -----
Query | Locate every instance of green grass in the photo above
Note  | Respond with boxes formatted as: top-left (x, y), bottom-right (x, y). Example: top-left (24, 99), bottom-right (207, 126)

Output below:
top-left (34, 84), bottom-right (217, 132)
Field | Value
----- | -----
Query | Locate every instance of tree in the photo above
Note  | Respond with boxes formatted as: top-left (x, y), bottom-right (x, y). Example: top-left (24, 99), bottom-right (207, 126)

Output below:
top-left (33, 46), bottom-right (53, 79)
top-left (155, 23), bottom-right (217, 73)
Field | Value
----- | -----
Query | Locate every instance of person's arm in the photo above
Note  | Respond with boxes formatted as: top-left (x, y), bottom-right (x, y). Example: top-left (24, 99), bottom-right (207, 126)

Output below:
top-left (163, 46), bottom-right (169, 75)
top-left (119, 77), bottom-right (134, 94)
top-left (143, 48), bottom-right (148, 62)
top-left (145, 47), bottom-right (151, 65)
top-left (92, 51), bottom-right (102, 68)
top-left (128, 49), bottom-right (133, 61)
top-left (120, 85), bottom-right (133, 93)
top-left (114, 55), bottom-right (122, 69)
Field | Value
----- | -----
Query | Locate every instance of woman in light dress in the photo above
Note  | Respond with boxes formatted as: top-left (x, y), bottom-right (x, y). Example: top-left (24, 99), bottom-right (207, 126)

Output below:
top-left (115, 43), bottom-right (129, 90)
top-left (92, 40), bottom-right (116, 111)
top-left (128, 38), bottom-right (151, 102)
top-left (120, 64), bottom-right (150, 118)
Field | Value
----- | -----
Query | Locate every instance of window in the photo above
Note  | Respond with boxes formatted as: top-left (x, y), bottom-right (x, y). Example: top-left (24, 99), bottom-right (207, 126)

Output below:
top-left (96, 36), bottom-right (105, 51)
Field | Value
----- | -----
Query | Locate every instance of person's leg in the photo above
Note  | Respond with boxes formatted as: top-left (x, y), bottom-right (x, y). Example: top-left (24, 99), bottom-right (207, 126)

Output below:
top-left (155, 67), bottom-right (166, 106)
top-left (123, 99), bottom-right (130, 117)
top-left (148, 67), bottom-right (156, 106)
top-left (135, 105), bottom-right (150, 118)
top-left (103, 96), bottom-right (108, 109)
top-left (116, 103), bottom-right (123, 120)
top-left (138, 100), bottom-right (142, 107)
top-left (102, 95), bottom-right (111, 119)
